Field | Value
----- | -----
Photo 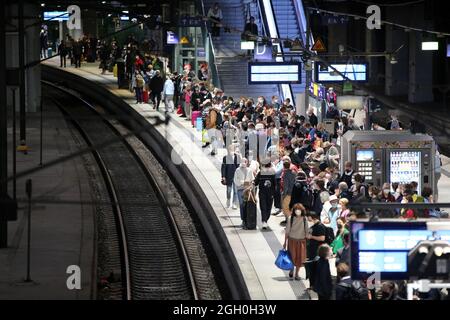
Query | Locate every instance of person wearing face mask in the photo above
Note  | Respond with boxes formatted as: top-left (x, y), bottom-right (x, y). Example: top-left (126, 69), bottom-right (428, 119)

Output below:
top-left (254, 161), bottom-right (276, 229)
top-left (338, 161), bottom-right (354, 188)
top-left (280, 158), bottom-right (297, 226)
top-left (380, 183), bottom-right (395, 202)
top-left (234, 158), bottom-right (255, 227)
top-left (271, 95), bottom-right (280, 110)
top-left (221, 145), bottom-right (239, 209)
top-left (283, 204), bottom-right (308, 280)
top-left (378, 281), bottom-right (401, 300)
top-left (321, 195), bottom-right (341, 235)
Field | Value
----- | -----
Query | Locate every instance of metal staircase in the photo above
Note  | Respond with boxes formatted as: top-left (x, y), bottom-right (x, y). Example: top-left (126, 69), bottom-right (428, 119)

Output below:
top-left (202, 0), bottom-right (279, 99)
top-left (271, 0), bottom-right (306, 100)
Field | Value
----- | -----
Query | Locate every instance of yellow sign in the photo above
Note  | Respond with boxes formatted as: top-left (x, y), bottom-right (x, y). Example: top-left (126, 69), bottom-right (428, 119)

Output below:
top-left (180, 36), bottom-right (190, 44)
top-left (312, 38), bottom-right (326, 52)
top-left (313, 83), bottom-right (318, 97)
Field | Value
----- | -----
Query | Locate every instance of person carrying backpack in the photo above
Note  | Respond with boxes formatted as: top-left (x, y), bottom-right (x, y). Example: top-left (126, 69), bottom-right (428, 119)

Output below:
top-left (336, 262), bottom-right (369, 300)
top-left (290, 171), bottom-right (314, 210)
top-left (205, 104), bottom-right (222, 156)
top-left (254, 162), bottom-right (276, 229)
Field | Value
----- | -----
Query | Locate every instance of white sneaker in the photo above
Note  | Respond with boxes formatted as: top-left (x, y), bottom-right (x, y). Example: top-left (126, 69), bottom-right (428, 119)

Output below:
top-left (226, 199), bottom-right (230, 208)
top-left (262, 222), bottom-right (268, 229)
top-left (232, 204), bottom-right (238, 210)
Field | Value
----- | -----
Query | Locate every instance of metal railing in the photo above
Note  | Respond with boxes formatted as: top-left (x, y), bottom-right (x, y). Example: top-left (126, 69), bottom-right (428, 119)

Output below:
top-left (198, 0), bottom-right (222, 89)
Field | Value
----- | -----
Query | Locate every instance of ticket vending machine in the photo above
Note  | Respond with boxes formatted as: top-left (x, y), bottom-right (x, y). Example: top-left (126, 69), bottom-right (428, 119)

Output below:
top-left (341, 131), bottom-right (435, 195)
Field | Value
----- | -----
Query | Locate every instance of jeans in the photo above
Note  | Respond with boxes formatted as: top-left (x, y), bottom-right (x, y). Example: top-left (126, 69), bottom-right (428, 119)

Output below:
top-left (237, 189), bottom-right (245, 220)
top-left (135, 87), bottom-right (143, 103)
top-left (227, 183), bottom-right (238, 206)
top-left (152, 91), bottom-right (162, 110)
top-left (164, 94), bottom-right (174, 112)
top-left (207, 128), bottom-right (222, 153)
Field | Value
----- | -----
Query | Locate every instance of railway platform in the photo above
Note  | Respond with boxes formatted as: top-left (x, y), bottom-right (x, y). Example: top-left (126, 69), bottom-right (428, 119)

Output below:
top-left (43, 58), bottom-right (317, 300)
top-left (42, 57), bottom-right (450, 300)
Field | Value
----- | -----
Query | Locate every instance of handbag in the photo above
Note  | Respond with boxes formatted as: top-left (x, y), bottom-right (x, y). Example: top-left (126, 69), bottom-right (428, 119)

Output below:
top-left (275, 249), bottom-right (294, 271)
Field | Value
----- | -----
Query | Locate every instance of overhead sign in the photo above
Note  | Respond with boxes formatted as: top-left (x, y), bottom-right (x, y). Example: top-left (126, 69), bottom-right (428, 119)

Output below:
top-left (179, 15), bottom-right (203, 27)
top-left (43, 11), bottom-right (69, 21)
top-left (166, 31), bottom-right (179, 44)
top-left (311, 38), bottom-right (326, 52)
top-left (241, 41), bottom-right (255, 50)
top-left (66, 5), bottom-right (81, 30)
top-left (351, 221), bottom-right (450, 280)
top-left (316, 63), bottom-right (368, 82)
top-left (336, 95), bottom-right (364, 110)
top-left (248, 62), bottom-right (301, 84)
top-left (254, 43), bottom-right (273, 61)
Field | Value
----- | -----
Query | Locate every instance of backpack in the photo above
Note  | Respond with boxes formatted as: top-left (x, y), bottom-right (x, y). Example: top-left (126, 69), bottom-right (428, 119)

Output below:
top-left (136, 74), bottom-right (144, 88)
top-left (296, 183), bottom-right (314, 209)
top-left (338, 281), bottom-right (370, 300)
top-left (324, 226), bottom-right (335, 245)
top-left (215, 111), bottom-right (223, 129)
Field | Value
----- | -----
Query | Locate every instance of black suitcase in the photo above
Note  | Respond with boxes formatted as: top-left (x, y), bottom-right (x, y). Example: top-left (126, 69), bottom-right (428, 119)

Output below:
top-left (244, 200), bottom-right (257, 230)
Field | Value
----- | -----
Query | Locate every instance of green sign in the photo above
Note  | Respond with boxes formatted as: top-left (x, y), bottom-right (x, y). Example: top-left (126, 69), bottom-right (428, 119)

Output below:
top-left (343, 82), bottom-right (353, 92)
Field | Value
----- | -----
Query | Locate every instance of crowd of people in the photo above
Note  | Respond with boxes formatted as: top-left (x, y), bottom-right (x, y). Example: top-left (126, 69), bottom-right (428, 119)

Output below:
top-left (54, 25), bottom-right (446, 301)
top-left (143, 62), bottom-right (444, 300)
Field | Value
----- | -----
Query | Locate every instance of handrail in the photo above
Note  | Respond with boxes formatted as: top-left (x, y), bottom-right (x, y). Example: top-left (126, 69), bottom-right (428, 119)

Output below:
top-left (259, 0), bottom-right (293, 102)
top-left (292, 0), bottom-right (315, 48)
top-left (199, 0), bottom-right (222, 89)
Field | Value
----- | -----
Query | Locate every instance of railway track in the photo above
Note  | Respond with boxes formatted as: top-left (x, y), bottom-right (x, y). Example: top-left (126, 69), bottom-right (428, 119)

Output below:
top-left (42, 81), bottom-right (219, 300)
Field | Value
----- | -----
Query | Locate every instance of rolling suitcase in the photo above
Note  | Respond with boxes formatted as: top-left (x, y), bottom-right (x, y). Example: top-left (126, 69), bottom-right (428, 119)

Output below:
top-left (143, 90), bottom-right (149, 103)
top-left (191, 110), bottom-right (201, 127)
top-left (244, 188), bottom-right (257, 230)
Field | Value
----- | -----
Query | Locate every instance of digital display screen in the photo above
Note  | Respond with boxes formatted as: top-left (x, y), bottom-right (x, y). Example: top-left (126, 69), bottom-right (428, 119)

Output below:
top-left (358, 251), bottom-right (407, 273)
top-left (358, 230), bottom-right (450, 251)
top-left (248, 62), bottom-right (301, 84)
top-left (316, 63), bottom-right (367, 82)
top-left (356, 149), bottom-right (374, 161)
top-left (389, 151), bottom-right (421, 192)
top-left (351, 221), bottom-right (450, 280)
top-left (43, 11), bottom-right (69, 21)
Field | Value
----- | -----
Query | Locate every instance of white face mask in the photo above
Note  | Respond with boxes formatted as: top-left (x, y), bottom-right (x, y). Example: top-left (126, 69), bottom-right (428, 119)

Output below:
top-left (240, 163), bottom-right (246, 168)
top-left (383, 189), bottom-right (390, 194)
top-left (258, 99), bottom-right (264, 103)
top-left (295, 210), bottom-right (302, 216)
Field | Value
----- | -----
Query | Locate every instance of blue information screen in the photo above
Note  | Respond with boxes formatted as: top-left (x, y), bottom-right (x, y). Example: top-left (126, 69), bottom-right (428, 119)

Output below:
top-left (359, 251), bottom-right (407, 273)
top-left (351, 222), bottom-right (450, 280)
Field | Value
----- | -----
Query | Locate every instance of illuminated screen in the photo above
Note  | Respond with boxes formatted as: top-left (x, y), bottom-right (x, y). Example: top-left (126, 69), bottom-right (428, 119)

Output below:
top-left (316, 63), bottom-right (367, 82)
top-left (351, 222), bottom-right (450, 280)
top-left (356, 149), bottom-right (374, 161)
top-left (248, 62), bottom-right (301, 84)
top-left (389, 151), bottom-right (421, 191)
top-left (358, 251), bottom-right (407, 273)
top-left (43, 11), bottom-right (69, 21)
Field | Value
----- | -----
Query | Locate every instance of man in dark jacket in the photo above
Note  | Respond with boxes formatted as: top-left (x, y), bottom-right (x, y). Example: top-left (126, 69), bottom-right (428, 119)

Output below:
top-left (290, 171), bottom-right (313, 210)
top-left (58, 40), bottom-right (67, 67)
top-left (339, 161), bottom-right (354, 188)
top-left (244, 16), bottom-right (258, 56)
top-left (72, 40), bottom-right (83, 68)
top-left (150, 70), bottom-right (164, 110)
top-left (221, 146), bottom-right (239, 209)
